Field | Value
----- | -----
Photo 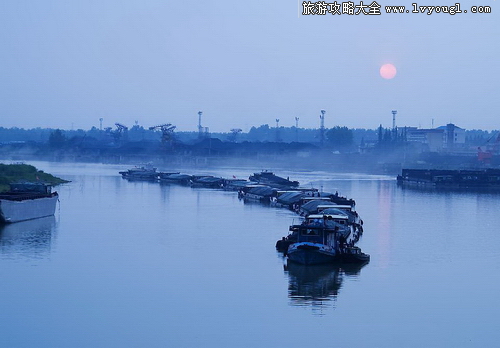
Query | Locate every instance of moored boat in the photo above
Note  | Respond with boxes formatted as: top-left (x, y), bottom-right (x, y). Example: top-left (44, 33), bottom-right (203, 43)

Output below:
top-left (0, 183), bottom-right (59, 224)
top-left (287, 242), bottom-right (338, 265)
top-left (190, 176), bottom-right (225, 188)
top-left (338, 246), bottom-right (370, 263)
top-left (279, 213), bottom-right (368, 265)
top-left (285, 214), bottom-right (348, 265)
top-left (249, 170), bottom-right (299, 188)
top-left (222, 178), bottom-right (249, 191)
top-left (158, 172), bottom-right (180, 180)
top-left (159, 173), bottom-right (193, 185)
top-left (119, 164), bottom-right (158, 181)
top-left (274, 191), bottom-right (305, 209)
top-left (238, 185), bottom-right (277, 203)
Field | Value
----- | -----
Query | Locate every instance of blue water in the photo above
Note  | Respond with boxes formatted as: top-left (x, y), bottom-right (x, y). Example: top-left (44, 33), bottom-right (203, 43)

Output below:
top-left (1, 161), bottom-right (499, 347)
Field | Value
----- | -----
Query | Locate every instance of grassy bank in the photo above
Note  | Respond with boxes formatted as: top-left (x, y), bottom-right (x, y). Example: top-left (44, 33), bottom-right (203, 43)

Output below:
top-left (0, 163), bottom-right (69, 192)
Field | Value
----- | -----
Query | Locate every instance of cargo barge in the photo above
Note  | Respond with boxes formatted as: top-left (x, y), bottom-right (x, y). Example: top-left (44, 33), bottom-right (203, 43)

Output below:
top-left (397, 168), bottom-right (500, 188)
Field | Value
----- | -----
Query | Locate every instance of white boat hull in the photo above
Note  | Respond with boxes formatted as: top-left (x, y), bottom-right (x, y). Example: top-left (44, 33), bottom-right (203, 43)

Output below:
top-left (0, 194), bottom-right (58, 223)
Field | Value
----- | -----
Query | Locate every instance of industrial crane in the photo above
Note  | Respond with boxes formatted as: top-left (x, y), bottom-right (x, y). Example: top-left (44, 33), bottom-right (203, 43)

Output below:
top-left (113, 123), bottom-right (128, 142)
top-left (229, 128), bottom-right (242, 142)
top-left (115, 122), bottom-right (128, 132)
top-left (478, 131), bottom-right (500, 163)
top-left (149, 124), bottom-right (176, 143)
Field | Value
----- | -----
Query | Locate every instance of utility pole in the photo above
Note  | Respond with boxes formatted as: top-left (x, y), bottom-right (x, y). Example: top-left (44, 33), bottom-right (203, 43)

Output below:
top-left (275, 118), bottom-right (280, 142)
top-left (392, 110), bottom-right (397, 141)
top-left (99, 118), bottom-right (103, 131)
top-left (320, 110), bottom-right (326, 146)
top-left (198, 111), bottom-right (203, 139)
top-left (295, 117), bottom-right (299, 142)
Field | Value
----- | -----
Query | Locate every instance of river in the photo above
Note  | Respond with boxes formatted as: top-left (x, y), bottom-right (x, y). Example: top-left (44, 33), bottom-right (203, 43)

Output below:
top-left (1, 161), bottom-right (499, 347)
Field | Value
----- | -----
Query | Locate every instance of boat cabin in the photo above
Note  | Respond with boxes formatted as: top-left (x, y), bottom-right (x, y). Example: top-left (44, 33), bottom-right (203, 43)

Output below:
top-left (301, 197), bottom-right (332, 203)
top-left (276, 190), bottom-right (301, 197)
top-left (306, 214), bottom-right (349, 226)
top-left (287, 214), bottom-right (348, 245)
top-left (315, 204), bottom-right (340, 212)
top-left (9, 182), bottom-right (53, 194)
top-left (317, 204), bottom-right (353, 213)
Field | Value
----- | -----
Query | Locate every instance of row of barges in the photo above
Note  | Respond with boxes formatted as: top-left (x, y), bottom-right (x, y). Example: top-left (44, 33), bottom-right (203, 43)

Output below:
top-left (119, 165), bottom-right (369, 265)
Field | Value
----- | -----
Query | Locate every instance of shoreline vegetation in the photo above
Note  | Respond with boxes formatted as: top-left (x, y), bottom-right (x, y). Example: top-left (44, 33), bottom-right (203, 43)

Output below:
top-left (0, 163), bottom-right (70, 192)
top-left (1, 125), bottom-right (499, 173)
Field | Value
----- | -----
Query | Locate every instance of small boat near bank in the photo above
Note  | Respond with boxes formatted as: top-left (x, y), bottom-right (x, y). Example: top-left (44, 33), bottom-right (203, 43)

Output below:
top-left (0, 183), bottom-right (59, 224)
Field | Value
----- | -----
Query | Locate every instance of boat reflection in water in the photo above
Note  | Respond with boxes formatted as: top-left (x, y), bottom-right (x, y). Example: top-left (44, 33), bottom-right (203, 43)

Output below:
top-left (0, 216), bottom-right (57, 259)
top-left (284, 261), bottom-right (368, 310)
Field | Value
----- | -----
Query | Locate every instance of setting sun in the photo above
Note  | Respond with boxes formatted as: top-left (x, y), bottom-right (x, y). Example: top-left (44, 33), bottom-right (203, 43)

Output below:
top-left (380, 63), bottom-right (397, 79)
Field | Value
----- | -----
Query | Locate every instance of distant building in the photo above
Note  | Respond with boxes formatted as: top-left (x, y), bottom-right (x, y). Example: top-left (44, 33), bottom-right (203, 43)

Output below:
top-left (406, 123), bottom-right (465, 152)
top-left (437, 123), bottom-right (466, 149)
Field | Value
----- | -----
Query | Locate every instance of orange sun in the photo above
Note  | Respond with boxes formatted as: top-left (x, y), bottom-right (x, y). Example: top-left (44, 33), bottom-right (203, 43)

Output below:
top-left (380, 64), bottom-right (397, 79)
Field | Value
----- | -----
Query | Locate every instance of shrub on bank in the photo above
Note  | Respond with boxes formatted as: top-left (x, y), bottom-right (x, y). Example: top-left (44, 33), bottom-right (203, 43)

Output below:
top-left (0, 163), bottom-right (69, 192)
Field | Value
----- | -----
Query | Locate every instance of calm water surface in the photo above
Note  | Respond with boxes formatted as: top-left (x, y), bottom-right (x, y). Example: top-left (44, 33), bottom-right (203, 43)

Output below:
top-left (1, 161), bottom-right (500, 347)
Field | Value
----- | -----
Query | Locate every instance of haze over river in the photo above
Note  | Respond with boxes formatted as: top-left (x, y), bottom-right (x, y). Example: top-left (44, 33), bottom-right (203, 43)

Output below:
top-left (1, 161), bottom-right (499, 347)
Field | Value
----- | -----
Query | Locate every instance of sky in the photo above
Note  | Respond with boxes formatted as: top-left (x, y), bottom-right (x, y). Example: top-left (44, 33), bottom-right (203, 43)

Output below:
top-left (0, 0), bottom-right (499, 132)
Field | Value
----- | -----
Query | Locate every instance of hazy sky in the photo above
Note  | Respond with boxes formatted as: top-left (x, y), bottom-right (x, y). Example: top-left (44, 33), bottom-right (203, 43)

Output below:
top-left (1, 0), bottom-right (499, 132)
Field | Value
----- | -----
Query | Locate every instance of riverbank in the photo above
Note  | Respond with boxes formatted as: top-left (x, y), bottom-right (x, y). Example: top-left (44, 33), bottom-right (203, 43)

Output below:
top-left (0, 163), bottom-right (69, 192)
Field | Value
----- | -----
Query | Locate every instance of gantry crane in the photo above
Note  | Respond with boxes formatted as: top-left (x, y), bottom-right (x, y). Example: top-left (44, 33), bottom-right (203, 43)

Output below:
top-left (113, 123), bottom-right (128, 142)
top-left (229, 128), bottom-right (242, 142)
top-left (148, 123), bottom-right (176, 143)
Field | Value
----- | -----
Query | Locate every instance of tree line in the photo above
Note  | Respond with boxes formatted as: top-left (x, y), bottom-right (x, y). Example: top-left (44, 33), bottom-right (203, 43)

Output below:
top-left (0, 125), bottom-right (497, 152)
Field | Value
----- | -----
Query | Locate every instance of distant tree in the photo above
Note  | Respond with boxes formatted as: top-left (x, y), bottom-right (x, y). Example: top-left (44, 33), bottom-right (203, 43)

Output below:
top-left (48, 129), bottom-right (66, 148)
top-left (326, 126), bottom-right (353, 150)
top-left (248, 124), bottom-right (271, 141)
top-left (384, 129), bottom-right (392, 142)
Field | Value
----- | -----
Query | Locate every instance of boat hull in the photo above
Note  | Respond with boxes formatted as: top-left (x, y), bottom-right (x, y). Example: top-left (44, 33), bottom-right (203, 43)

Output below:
top-left (339, 252), bottom-right (370, 263)
top-left (121, 173), bottom-right (158, 181)
top-left (287, 243), bottom-right (337, 265)
top-left (0, 194), bottom-right (58, 223)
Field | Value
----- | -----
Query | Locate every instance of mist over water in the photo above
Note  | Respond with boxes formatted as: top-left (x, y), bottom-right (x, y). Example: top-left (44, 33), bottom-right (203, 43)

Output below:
top-left (1, 161), bottom-right (499, 347)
